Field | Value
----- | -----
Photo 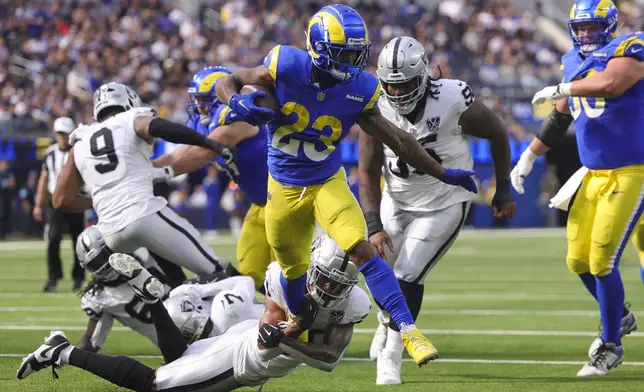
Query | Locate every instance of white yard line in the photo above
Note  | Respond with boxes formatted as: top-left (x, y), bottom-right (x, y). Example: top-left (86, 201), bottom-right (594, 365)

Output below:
top-left (0, 353), bottom-right (642, 366)
top-left (1, 325), bottom-right (637, 337)
top-left (0, 228), bottom-right (567, 252)
top-left (0, 307), bottom-right (79, 312)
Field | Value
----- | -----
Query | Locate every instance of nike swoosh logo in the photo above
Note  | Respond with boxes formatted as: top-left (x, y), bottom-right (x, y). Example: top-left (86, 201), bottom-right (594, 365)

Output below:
top-left (266, 330), bottom-right (272, 336)
top-left (633, 48), bottom-right (642, 53)
top-left (238, 102), bottom-right (250, 111)
top-left (38, 345), bottom-right (55, 361)
top-left (612, 191), bottom-right (624, 194)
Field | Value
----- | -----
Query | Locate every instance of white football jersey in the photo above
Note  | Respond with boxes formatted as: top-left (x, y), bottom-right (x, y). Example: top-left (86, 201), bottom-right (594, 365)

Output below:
top-left (234, 261), bottom-right (371, 385)
top-left (380, 79), bottom-right (475, 212)
top-left (72, 107), bottom-right (166, 235)
top-left (81, 283), bottom-right (157, 349)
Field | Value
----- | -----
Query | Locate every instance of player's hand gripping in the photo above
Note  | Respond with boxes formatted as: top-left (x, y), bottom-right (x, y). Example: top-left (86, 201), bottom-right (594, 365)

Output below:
top-left (531, 83), bottom-right (571, 105)
top-left (370, 231), bottom-right (394, 260)
top-left (228, 91), bottom-right (275, 125)
top-left (510, 149), bottom-right (538, 194)
top-left (441, 168), bottom-right (478, 193)
top-left (295, 293), bottom-right (320, 331)
top-left (258, 323), bottom-right (285, 348)
top-left (203, 138), bottom-right (238, 164)
top-left (491, 179), bottom-right (517, 220)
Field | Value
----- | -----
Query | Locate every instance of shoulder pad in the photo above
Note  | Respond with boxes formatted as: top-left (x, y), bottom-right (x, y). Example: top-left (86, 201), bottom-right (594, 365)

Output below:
top-left (611, 33), bottom-right (644, 60)
top-left (341, 287), bottom-right (371, 324)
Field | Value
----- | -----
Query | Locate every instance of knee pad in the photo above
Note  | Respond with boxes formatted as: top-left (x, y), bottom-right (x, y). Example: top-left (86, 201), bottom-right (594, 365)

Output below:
top-left (590, 261), bottom-right (613, 278)
top-left (566, 257), bottom-right (590, 275)
top-left (387, 280), bottom-right (424, 332)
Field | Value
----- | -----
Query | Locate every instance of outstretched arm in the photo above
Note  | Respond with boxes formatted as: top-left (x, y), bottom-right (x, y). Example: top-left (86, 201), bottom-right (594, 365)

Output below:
top-left (569, 57), bottom-right (644, 98)
top-left (52, 149), bottom-right (92, 212)
top-left (278, 323), bottom-right (354, 372)
top-left (78, 318), bottom-right (100, 352)
top-left (357, 107), bottom-right (444, 179)
top-left (460, 100), bottom-right (515, 219)
top-left (215, 65), bottom-right (276, 106)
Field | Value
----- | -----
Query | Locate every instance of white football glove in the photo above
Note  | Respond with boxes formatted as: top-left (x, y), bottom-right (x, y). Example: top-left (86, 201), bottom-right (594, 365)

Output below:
top-left (531, 83), bottom-right (572, 105)
top-left (510, 149), bottom-right (539, 195)
top-left (151, 166), bottom-right (175, 183)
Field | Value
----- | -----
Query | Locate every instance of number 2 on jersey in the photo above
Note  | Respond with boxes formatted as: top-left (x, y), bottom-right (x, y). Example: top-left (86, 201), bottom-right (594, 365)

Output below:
top-left (271, 102), bottom-right (343, 162)
top-left (90, 128), bottom-right (119, 174)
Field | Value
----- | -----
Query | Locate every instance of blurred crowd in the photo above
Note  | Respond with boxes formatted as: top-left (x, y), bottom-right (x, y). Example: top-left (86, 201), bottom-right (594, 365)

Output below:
top-left (3, 0), bottom-right (643, 237)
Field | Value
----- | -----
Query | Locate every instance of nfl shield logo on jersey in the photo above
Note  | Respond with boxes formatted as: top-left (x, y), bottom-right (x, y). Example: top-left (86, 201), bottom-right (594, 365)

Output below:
top-left (330, 309), bottom-right (345, 324)
top-left (180, 299), bottom-right (195, 312)
top-left (317, 92), bottom-right (325, 101)
top-left (426, 116), bottom-right (441, 133)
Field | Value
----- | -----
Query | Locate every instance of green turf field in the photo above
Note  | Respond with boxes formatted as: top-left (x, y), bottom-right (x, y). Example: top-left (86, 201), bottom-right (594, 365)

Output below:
top-left (2, 228), bottom-right (644, 391)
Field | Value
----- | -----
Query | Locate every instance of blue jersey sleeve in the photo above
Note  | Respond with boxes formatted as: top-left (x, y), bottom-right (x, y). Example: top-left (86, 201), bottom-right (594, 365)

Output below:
top-left (264, 45), bottom-right (283, 82)
top-left (209, 104), bottom-right (241, 132)
top-left (612, 33), bottom-right (644, 61)
top-left (186, 114), bottom-right (210, 136)
top-left (362, 74), bottom-right (382, 112)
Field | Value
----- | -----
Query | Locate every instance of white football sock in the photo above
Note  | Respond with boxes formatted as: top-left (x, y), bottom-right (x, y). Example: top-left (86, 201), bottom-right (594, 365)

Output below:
top-left (58, 345), bottom-right (74, 366)
top-left (385, 327), bottom-right (404, 353)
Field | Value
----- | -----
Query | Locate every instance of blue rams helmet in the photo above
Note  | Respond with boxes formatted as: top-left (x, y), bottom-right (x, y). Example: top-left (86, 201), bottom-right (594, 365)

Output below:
top-left (568, 0), bottom-right (618, 54)
top-left (185, 66), bottom-right (232, 119)
top-left (306, 4), bottom-right (371, 82)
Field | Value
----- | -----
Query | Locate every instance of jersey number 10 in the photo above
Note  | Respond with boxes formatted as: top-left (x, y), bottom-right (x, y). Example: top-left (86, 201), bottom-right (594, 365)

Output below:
top-left (90, 128), bottom-right (120, 174)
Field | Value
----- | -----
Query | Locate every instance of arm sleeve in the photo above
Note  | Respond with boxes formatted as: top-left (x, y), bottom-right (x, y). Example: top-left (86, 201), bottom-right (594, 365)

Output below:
top-left (613, 35), bottom-right (644, 60)
top-left (263, 45), bottom-right (282, 81)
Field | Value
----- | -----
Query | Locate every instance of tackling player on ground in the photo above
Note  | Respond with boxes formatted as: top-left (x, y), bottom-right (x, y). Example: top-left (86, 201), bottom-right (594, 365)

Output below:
top-left (153, 66), bottom-right (272, 291)
top-left (17, 235), bottom-right (371, 391)
top-left (511, 0), bottom-right (644, 376)
top-left (214, 4), bottom-right (478, 366)
top-left (360, 36), bottom-right (516, 385)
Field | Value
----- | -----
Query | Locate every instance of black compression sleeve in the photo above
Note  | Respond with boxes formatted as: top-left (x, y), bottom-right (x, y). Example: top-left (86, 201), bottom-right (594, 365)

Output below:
top-left (365, 211), bottom-right (384, 237)
top-left (536, 109), bottom-right (574, 148)
top-left (148, 118), bottom-right (208, 146)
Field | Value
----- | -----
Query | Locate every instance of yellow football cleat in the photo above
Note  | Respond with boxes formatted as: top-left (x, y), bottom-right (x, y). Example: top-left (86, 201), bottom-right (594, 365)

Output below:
top-left (401, 325), bottom-right (439, 367)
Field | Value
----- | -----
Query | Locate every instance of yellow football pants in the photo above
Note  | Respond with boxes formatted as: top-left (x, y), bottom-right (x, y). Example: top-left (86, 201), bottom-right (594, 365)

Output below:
top-left (265, 168), bottom-right (367, 279)
top-left (236, 203), bottom-right (273, 290)
top-left (566, 165), bottom-right (644, 276)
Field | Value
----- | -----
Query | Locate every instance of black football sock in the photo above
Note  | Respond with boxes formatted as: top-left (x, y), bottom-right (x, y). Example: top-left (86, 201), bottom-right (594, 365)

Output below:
top-left (68, 348), bottom-right (155, 392)
top-left (149, 301), bottom-right (188, 363)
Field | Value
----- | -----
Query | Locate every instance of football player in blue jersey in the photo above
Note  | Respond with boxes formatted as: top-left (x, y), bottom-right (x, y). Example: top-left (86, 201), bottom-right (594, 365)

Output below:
top-left (153, 67), bottom-right (272, 292)
top-left (510, 0), bottom-right (644, 376)
top-left (214, 4), bottom-right (479, 366)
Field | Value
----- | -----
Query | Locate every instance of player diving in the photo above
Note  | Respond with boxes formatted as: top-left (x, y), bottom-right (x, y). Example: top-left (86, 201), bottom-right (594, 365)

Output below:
top-left (360, 35), bottom-right (516, 385)
top-left (17, 235), bottom-right (371, 392)
top-left (213, 3), bottom-right (479, 366)
top-left (152, 66), bottom-right (272, 291)
top-left (510, 0), bottom-right (644, 376)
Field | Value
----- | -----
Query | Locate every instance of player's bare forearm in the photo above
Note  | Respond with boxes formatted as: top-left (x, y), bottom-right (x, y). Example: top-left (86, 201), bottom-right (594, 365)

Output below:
top-left (52, 149), bottom-right (91, 211)
top-left (215, 66), bottom-right (275, 104)
top-left (570, 57), bottom-right (644, 97)
top-left (357, 108), bottom-right (444, 179)
top-left (167, 146), bottom-right (215, 176)
top-left (357, 130), bottom-right (383, 214)
top-left (460, 101), bottom-right (511, 183)
top-left (35, 167), bottom-right (48, 207)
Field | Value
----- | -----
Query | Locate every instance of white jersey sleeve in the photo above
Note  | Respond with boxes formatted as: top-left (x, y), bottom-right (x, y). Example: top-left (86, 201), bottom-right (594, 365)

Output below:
top-left (340, 287), bottom-right (371, 324)
top-left (264, 262), bottom-right (288, 314)
top-left (91, 312), bottom-right (114, 349)
top-left (380, 79), bottom-right (475, 212)
top-left (81, 293), bottom-right (106, 319)
top-left (73, 108), bottom-right (166, 235)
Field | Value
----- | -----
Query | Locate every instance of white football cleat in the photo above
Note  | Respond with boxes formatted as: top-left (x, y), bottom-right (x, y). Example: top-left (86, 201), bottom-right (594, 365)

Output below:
top-left (108, 253), bottom-right (164, 303)
top-left (17, 331), bottom-right (70, 380)
top-left (588, 312), bottom-right (637, 357)
top-left (376, 348), bottom-right (402, 385)
top-left (577, 341), bottom-right (624, 377)
top-left (370, 311), bottom-right (389, 361)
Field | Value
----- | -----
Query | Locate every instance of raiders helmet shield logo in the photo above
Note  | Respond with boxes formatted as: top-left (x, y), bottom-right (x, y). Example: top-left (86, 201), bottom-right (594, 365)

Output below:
top-left (330, 309), bottom-right (345, 324)
top-left (180, 299), bottom-right (195, 313)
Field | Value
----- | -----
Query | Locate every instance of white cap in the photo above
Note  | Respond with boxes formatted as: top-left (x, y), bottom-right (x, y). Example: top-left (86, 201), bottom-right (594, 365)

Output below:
top-left (53, 117), bottom-right (75, 134)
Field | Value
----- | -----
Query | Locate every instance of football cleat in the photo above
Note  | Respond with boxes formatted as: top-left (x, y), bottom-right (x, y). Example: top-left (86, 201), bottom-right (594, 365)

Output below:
top-left (577, 341), bottom-right (623, 377)
top-left (588, 312), bottom-right (637, 357)
top-left (17, 331), bottom-right (70, 380)
top-left (370, 311), bottom-right (389, 361)
top-left (108, 253), bottom-right (164, 304)
top-left (376, 348), bottom-right (402, 385)
top-left (401, 324), bottom-right (438, 367)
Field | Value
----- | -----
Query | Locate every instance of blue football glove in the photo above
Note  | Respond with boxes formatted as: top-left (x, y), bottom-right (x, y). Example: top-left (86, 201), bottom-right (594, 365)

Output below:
top-left (228, 91), bottom-right (275, 125)
top-left (442, 168), bottom-right (478, 193)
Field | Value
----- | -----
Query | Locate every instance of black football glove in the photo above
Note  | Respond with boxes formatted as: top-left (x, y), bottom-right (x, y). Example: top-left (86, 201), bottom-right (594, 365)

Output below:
top-left (295, 293), bottom-right (319, 331)
top-left (258, 323), bottom-right (284, 348)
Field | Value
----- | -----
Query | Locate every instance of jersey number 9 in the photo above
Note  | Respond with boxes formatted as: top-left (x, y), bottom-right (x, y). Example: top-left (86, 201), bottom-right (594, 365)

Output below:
top-left (271, 102), bottom-right (343, 162)
top-left (90, 128), bottom-right (120, 174)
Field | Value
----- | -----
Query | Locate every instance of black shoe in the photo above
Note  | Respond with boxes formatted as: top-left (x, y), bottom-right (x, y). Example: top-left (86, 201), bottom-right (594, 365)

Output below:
top-left (43, 282), bottom-right (57, 293)
top-left (72, 279), bottom-right (83, 292)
